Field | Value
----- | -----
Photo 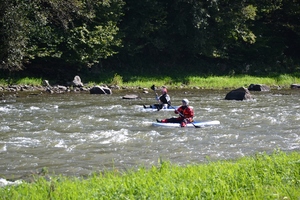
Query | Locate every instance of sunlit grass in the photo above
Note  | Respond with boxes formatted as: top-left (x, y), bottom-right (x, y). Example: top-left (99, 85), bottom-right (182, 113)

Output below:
top-left (0, 77), bottom-right (43, 86)
top-left (1, 74), bottom-right (300, 89)
top-left (0, 79), bottom-right (7, 85)
top-left (121, 78), bottom-right (181, 89)
top-left (15, 77), bottom-right (43, 86)
top-left (1, 151), bottom-right (300, 199)
top-left (184, 75), bottom-right (277, 89)
top-left (118, 74), bottom-right (300, 89)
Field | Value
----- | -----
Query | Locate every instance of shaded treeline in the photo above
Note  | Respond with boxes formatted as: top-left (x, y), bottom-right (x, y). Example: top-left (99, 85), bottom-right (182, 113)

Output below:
top-left (0, 0), bottom-right (299, 82)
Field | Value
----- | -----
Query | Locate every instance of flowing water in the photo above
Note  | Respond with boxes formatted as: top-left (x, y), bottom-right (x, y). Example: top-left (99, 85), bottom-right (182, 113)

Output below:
top-left (1, 89), bottom-right (300, 179)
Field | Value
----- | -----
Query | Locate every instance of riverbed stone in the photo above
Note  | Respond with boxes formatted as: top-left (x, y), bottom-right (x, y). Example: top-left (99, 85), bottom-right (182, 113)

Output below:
top-left (43, 80), bottom-right (51, 87)
top-left (102, 87), bottom-right (112, 94)
top-left (290, 84), bottom-right (300, 89)
top-left (122, 94), bottom-right (140, 99)
top-left (248, 84), bottom-right (270, 91)
top-left (225, 87), bottom-right (252, 100)
top-left (72, 75), bottom-right (83, 87)
top-left (90, 86), bottom-right (112, 94)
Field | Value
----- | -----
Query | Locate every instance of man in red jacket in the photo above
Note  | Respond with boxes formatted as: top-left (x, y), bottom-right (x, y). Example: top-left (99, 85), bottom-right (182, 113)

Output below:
top-left (157, 99), bottom-right (194, 127)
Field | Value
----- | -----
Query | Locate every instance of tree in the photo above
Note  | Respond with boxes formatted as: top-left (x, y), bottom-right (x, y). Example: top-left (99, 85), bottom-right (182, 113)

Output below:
top-left (0, 0), bottom-right (31, 71)
top-left (118, 0), bottom-right (259, 66)
top-left (248, 0), bottom-right (300, 73)
top-left (0, 0), bottom-right (81, 71)
top-left (62, 1), bottom-right (124, 67)
top-left (118, 0), bottom-right (168, 60)
top-left (0, 0), bottom-right (124, 71)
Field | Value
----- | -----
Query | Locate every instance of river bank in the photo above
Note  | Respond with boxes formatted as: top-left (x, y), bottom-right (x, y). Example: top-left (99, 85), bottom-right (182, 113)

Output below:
top-left (1, 151), bottom-right (299, 199)
top-left (1, 74), bottom-right (300, 93)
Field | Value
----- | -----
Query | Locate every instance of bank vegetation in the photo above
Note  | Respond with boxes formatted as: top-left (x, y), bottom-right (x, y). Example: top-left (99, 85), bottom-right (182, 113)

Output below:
top-left (1, 151), bottom-right (299, 199)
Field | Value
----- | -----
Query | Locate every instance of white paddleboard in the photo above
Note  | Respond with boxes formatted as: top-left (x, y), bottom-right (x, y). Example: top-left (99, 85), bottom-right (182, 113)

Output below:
top-left (143, 106), bottom-right (179, 111)
top-left (152, 120), bottom-right (220, 128)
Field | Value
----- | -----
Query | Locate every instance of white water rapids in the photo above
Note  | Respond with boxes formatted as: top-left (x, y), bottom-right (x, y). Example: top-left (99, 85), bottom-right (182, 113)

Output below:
top-left (0, 89), bottom-right (300, 180)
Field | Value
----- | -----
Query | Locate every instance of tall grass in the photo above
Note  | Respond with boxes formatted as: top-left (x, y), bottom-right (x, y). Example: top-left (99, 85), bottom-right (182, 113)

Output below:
top-left (184, 75), bottom-right (277, 89)
top-left (1, 74), bottom-right (299, 89)
top-left (15, 77), bottom-right (43, 86)
top-left (0, 77), bottom-right (42, 86)
top-left (1, 151), bottom-right (300, 199)
top-left (120, 74), bottom-right (300, 89)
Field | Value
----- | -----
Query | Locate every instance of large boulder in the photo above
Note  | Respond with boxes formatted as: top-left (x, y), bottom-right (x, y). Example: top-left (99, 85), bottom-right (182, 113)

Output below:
top-left (43, 80), bottom-right (51, 88)
top-left (72, 75), bottom-right (83, 87)
top-left (248, 84), bottom-right (270, 91)
top-left (225, 87), bottom-right (252, 101)
top-left (90, 86), bottom-right (112, 94)
top-left (102, 87), bottom-right (112, 94)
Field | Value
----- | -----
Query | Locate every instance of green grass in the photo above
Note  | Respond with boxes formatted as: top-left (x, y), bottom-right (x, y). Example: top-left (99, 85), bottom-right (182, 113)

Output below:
top-left (0, 77), bottom-right (43, 86)
top-left (1, 74), bottom-right (300, 89)
top-left (117, 74), bottom-right (300, 89)
top-left (185, 75), bottom-right (276, 89)
top-left (16, 77), bottom-right (43, 86)
top-left (1, 151), bottom-right (300, 199)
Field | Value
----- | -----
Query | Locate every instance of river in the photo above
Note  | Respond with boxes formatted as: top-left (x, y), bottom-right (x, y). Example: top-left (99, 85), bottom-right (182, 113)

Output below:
top-left (0, 89), bottom-right (300, 179)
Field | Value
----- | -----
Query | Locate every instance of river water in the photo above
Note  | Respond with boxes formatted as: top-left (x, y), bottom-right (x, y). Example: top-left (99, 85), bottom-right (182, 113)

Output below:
top-left (1, 89), bottom-right (300, 179)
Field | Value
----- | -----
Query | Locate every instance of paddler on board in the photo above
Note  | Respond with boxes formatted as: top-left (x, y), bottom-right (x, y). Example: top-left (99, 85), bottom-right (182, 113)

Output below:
top-left (156, 98), bottom-right (194, 127)
top-left (143, 86), bottom-right (171, 110)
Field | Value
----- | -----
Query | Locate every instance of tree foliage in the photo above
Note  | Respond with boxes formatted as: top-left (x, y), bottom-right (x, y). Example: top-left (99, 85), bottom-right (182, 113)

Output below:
top-left (55, 1), bottom-right (125, 68)
top-left (0, 0), bottom-right (299, 76)
top-left (0, 0), bottom-right (124, 71)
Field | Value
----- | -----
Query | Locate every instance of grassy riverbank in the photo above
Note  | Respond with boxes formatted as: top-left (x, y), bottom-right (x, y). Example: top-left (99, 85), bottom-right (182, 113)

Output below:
top-left (1, 74), bottom-right (300, 89)
top-left (118, 74), bottom-right (300, 89)
top-left (1, 151), bottom-right (300, 199)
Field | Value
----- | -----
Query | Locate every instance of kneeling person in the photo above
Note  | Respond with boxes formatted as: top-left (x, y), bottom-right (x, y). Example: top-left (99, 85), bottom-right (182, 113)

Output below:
top-left (144, 86), bottom-right (171, 110)
top-left (157, 99), bottom-right (194, 127)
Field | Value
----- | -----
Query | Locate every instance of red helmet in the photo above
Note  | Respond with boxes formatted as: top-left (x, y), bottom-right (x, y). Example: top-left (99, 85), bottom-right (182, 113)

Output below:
top-left (162, 88), bottom-right (167, 93)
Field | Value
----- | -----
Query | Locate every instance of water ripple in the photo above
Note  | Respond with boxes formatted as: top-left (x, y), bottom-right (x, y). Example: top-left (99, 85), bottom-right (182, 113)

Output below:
top-left (0, 90), bottom-right (299, 178)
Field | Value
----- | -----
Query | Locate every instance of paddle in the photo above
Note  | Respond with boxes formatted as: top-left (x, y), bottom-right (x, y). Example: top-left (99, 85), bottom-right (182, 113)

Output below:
top-left (168, 104), bottom-right (201, 128)
top-left (150, 84), bottom-right (158, 98)
top-left (150, 85), bottom-right (161, 110)
top-left (150, 84), bottom-right (156, 92)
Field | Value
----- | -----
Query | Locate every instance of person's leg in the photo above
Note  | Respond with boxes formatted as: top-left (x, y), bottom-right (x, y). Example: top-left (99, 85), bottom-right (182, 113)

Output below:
top-left (161, 117), bottom-right (182, 123)
top-left (156, 104), bottom-right (164, 111)
top-left (180, 119), bottom-right (188, 127)
top-left (151, 104), bottom-right (160, 109)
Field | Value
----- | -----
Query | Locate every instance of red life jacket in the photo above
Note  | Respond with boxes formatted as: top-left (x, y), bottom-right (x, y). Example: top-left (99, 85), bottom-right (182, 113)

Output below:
top-left (176, 106), bottom-right (194, 119)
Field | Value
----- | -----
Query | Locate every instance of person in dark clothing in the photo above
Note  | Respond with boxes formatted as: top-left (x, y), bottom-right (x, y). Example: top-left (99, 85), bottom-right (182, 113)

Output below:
top-left (143, 86), bottom-right (171, 110)
top-left (156, 99), bottom-right (194, 127)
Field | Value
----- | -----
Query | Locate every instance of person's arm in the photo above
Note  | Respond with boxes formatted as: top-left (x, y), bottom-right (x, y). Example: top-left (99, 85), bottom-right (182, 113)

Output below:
top-left (156, 94), bottom-right (160, 101)
top-left (166, 94), bottom-right (171, 105)
top-left (175, 106), bottom-right (183, 115)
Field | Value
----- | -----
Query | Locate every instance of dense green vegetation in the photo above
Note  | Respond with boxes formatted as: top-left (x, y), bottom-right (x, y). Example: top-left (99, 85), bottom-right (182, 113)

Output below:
top-left (1, 151), bottom-right (300, 199)
top-left (1, 74), bottom-right (299, 90)
top-left (113, 74), bottom-right (300, 89)
top-left (1, 0), bottom-right (300, 82)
